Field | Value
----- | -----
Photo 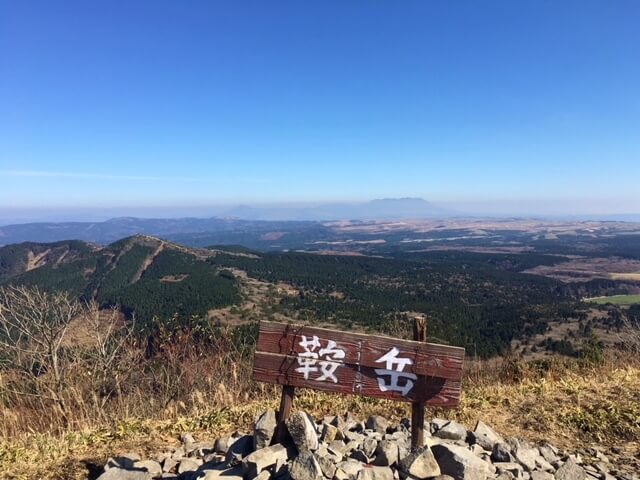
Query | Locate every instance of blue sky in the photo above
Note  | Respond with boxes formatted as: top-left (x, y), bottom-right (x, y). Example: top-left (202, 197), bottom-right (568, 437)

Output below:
top-left (1, 1), bottom-right (639, 218)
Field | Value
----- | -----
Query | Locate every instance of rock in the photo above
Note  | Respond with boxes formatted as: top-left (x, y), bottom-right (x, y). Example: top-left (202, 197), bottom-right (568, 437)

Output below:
top-left (356, 466), bottom-right (394, 480)
top-left (362, 437), bottom-right (378, 458)
top-left (513, 445), bottom-right (538, 472)
top-left (243, 443), bottom-right (290, 473)
top-left (530, 473), bottom-right (554, 480)
top-left (328, 440), bottom-right (348, 456)
top-left (366, 415), bottom-right (389, 435)
top-left (335, 459), bottom-right (366, 480)
top-left (214, 436), bottom-right (234, 454)
top-left (96, 468), bottom-right (153, 480)
top-left (398, 446), bottom-right (441, 479)
top-left (494, 462), bottom-right (524, 477)
top-left (345, 413), bottom-right (363, 432)
top-left (320, 423), bottom-right (339, 444)
top-left (105, 454), bottom-right (142, 470)
top-left (177, 458), bottom-right (202, 473)
top-left (535, 454), bottom-right (555, 472)
top-left (254, 410), bottom-right (277, 450)
top-left (253, 471), bottom-right (271, 480)
top-left (316, 454), bottom-right (338, 479)
top-left (133, 460), bottom-right (163, 477)
top-left (433, 421), bottom-right (468, 441)
top-left (289, 451), bottom-right (323, 480)
top-left (350, 450), bottom-right (369, 463)
top-left (491, 443), bottom-right (513, 463)
top-left (373, 440), bottom-right (399, 467)
top-left (495, 474), bottom-right (515, 480)
top-left (162, 457), bottom-right (178, 473)
top-left (432, 443), bottom-right (492, 480)
top-left (555, 457), bottom-right (586, 480)
top-left (286, 411), bottom-right (319, 452)
top-left (472, 420), bottom-right (503, 451)
top-left (198, 467), bottom-right (244, 480)
top-left (225, 435), bottom-right (254, 465)
top-left (538, 444), bottom-right (559, 464)
top-left (203, 453), bottom-right (226, 464)
top-left (431, 418), bottom-right (449, 433)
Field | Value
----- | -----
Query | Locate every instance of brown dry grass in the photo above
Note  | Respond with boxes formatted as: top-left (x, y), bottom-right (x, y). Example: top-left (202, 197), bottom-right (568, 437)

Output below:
top-left (1, 350), bottom-right (638, 480)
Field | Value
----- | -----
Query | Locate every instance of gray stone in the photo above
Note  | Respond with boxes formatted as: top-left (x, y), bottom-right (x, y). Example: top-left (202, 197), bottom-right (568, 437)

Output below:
top-left (335, 459), bottom-right (366, 480)
top-left (214, 436), bottom-right (234, 454)
top-left (514, 446), bottom-right (538, 472)
top-left (243, 444), bottom-right (290, 473)
top-left (538, 444), bottom-right (559, 464)
top-left (350, 449), bottom-right (369, 463)
top-left (530, 473), bottom-right (555, 480)
top-left (494, 462), bottom-right (524, 476)
top-left (198, 467), bottom-right (244, 480)
top-left (320, 423), bottom-right (339, 444)
top-left (555, 457), bottom-right (586, 480)
top-left (345, 413), bottom-right (363, 431)
top-left (495, 474), bottom-right (515, 480)
top-left (398, 446), bottom-right (441, 479)
top-left (225, 435), bottom-right (254, 465)
top-left (356, 466), bottom-right (394, 480)
top-left (202, 453), bottom-right (226, 464)
top-left (177, 458), bottom-right (202, 473)
top-left (366, 415), bottom-right (389, 435)
top-left (491, 443), bottom-right (513, 463)
top-left (316, 454), bottom-right (338, 479)
top-left (535, 454), bottom-right (555, 472)
top-left (289, 451), bottom-right (323, 480)
top-left (474, 420), bottom-right (503, 448)
top-left (162, 457), bottom-right (178, 473)
top-left (362, 437), bottom-right (378, 458)
top-left (253, 471), bottom-right (271, 480)
top-left (97, 468), bottom-right (153, 480)
top-left (105, 454), bottom-right (142, 470)
top-left (328, 440), bottom-right (348, 456)
top-left (254, 410), bottom-right (277, 450)
top-left (432, 443), bottom-right (492, 480)
top-left (286, 411), bottom-right (319, 452)
top-left (431, 418), bottom-right (449, 433)
top-left (133, 460), bottom-right (162, 477)
top-left (433, 421), bottom-right (467, 441)
top-left (373, 440), bottom-right (399, 467)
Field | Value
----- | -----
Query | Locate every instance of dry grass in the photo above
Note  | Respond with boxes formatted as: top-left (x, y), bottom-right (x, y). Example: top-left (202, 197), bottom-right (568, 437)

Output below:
top-left (1, 352), bottom-right (638, 479)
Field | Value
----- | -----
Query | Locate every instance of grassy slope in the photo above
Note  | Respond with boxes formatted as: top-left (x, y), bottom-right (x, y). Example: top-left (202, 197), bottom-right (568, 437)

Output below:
top-left (1, 355), bottom-right (638, 479)
top-left (587, 294), bottom-right (640, 306)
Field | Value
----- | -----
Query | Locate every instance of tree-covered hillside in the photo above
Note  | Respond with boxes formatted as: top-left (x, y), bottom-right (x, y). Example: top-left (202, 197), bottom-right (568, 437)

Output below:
top-left (1, 234), bottom-right (636, 358)
top-left (0, 236), bottom-right (239, 327)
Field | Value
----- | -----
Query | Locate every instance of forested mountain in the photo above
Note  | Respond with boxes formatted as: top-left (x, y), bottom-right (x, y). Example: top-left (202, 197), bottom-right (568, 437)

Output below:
top-left (0, 236), bottom-right (240, 328)
top-left (0, 234), bottom-right (612, 358)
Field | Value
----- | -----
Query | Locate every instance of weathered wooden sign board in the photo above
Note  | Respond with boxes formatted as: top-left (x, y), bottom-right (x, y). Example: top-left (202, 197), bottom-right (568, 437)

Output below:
top-left (253, 320), bottom-right (465, 447)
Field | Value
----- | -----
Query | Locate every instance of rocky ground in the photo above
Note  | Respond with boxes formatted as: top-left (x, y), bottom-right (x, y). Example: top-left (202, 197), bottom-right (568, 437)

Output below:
top-left (95, 411), bottom-right (638, 480)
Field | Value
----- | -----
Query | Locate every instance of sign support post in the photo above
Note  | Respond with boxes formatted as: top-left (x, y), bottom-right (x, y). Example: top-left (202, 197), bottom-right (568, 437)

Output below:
top-left (411, 315), bottom-right (428, 449)
top-left (273, 385), bottom-right (295, 444)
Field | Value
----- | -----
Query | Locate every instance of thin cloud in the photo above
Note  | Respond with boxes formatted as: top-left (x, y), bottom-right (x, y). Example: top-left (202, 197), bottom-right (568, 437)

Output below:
top-left (0, 170), bottom-right (196, 181)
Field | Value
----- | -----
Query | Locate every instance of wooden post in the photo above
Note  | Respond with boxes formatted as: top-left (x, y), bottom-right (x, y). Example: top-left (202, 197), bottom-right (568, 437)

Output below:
top-left (411, 315), bottom-right (428, 449)
top-left (272, 385), bottom-right (295, 444)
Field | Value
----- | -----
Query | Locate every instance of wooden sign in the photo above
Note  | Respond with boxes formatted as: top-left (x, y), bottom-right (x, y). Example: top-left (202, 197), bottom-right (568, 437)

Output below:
top-left (254, 321), bottom-right (464, 407)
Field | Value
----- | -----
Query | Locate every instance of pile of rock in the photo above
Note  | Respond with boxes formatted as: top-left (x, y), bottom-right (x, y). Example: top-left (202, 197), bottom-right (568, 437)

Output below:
top-left (97, 411), bottom-right (637, 480)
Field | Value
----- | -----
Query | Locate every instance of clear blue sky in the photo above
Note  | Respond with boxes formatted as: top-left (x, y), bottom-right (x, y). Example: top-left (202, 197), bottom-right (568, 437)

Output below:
top-left (1, 1), bottom-right (639, 217)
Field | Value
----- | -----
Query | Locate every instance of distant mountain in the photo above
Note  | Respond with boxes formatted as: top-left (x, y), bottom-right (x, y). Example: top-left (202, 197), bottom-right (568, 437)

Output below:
top-left (0, 198), bottom-right (447, 245)
top-left (219, 197), bottom-right (448, 221)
